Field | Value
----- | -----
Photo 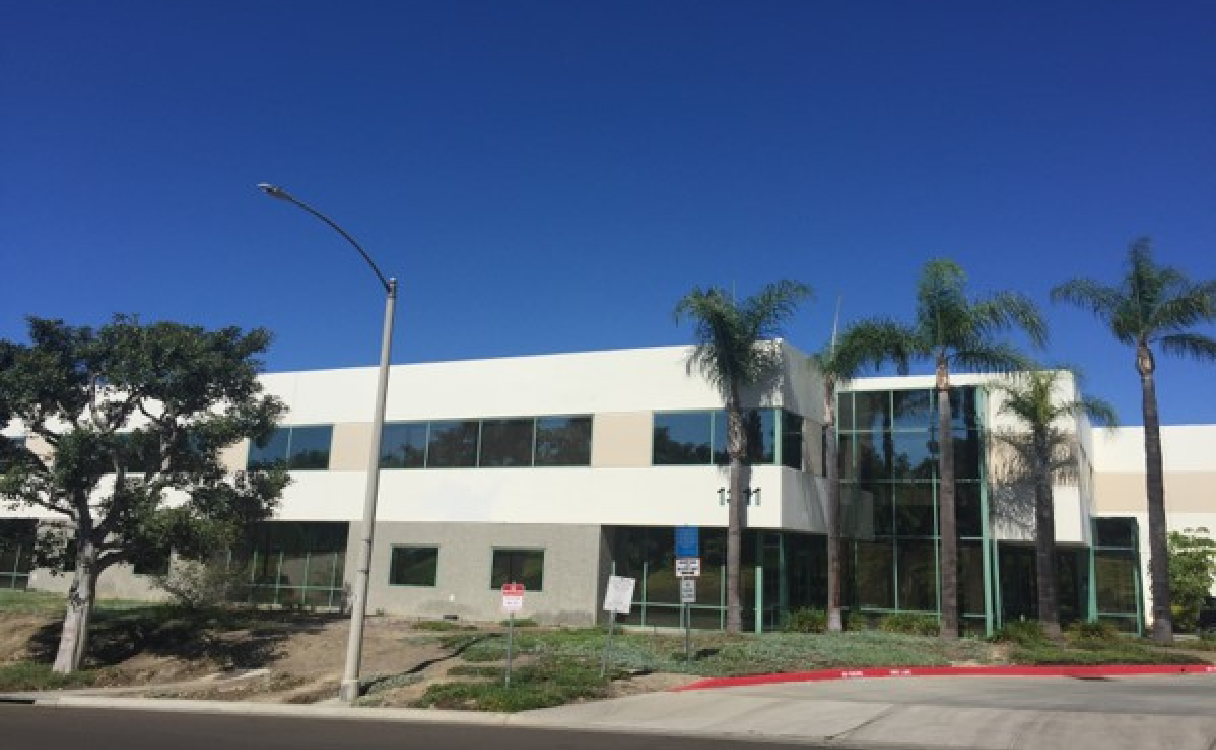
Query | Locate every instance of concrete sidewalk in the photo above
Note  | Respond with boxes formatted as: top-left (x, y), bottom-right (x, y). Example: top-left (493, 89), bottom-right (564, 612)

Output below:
top-left (11, 672), bottom-right (1216, 749)
top-left (522, 673), bottom-right (1216, 748)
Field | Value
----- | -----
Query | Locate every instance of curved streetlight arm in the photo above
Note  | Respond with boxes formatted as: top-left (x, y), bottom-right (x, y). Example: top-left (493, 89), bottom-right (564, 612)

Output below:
top-left (258, 183), bottom-right (393, 294)
top-left (257, 182), bottom-right (398, 705)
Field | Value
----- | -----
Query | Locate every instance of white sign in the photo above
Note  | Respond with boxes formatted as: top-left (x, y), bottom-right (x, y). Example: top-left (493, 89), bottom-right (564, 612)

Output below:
top-left (501, 582), bottom-right (525, 612)
top-left (602, 575), bottom-right (636, 614)
top-left (675, 557), bottom-right (701, 577)
top-left (680, 577), bottom-right (696, 604)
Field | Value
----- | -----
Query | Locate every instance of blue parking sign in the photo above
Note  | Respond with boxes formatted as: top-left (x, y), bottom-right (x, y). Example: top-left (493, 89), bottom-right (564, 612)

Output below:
top-left (675, 526), bottom-right (699, 558)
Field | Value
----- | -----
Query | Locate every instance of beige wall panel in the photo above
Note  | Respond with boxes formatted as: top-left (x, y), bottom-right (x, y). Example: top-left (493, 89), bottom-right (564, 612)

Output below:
top-left (219, 440), bottom-right (248, 473)
top-left (1163, 474), bottom-right (1216, 512)
top-left (1096, 472), bottom-right (1216, 513)
top-left (330, 423), bottom-right (373, 471)
top-left (591, 412), bottom-right (652, 468)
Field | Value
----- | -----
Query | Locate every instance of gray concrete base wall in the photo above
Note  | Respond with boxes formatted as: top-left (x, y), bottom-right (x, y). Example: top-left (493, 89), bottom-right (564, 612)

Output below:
top-left (353, 522), bottom-right (605, 626)
top-left (27, 564), bottom-right (167, 601)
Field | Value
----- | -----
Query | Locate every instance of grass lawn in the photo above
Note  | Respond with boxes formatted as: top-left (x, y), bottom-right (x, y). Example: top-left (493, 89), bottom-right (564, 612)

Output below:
top-left (3, 591), bottom-right (1212, 711)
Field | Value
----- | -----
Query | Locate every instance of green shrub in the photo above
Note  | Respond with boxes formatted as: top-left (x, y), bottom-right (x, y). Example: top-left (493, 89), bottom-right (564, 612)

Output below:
top-left (412, 658), bottom-right (612, 712)
top-left (1067, 620), bottom-right (1120, 643)
top-left (500, 618), bottom-right (538, 628)
top-left (782, 608), bottom-right (827, 634)
top-left (877, 613), bottom-right (939, 637)
top-left (152, 560), bottom-right (249, 612)
top-left (992, 620), bottom-right (1048, 646)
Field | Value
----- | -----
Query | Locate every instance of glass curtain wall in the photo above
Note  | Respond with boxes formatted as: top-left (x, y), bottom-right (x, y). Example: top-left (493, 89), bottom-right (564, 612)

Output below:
top-left (1091, 517), bottom-right (1144, 633)
top-left (837, 387), bottom-right (992, 634)
top-left (0, 519), bottom-right (36, 590)
top-left (607, 526), bottom-right (825, 632)
top-left (229, 522), bottom-right (348, 608)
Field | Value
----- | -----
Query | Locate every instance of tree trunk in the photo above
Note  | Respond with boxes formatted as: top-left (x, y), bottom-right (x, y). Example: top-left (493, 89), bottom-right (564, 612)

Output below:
top-left (1033, 432), bottom-right (1062, 641)
top-left (1139, 344), bottom-right (1173, 643)
top-left (725, 392), bottom-right (747, 634)
top-left (825, 384), bottom-right (843, 632)
top-left (936, 357), bottom-right (958, 640)
top-left (53, 540), bottom-right (99, 673)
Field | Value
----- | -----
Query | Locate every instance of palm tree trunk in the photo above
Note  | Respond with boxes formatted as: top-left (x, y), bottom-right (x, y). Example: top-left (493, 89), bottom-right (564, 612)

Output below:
top-left (1033, 432), bottom-right (1062, 640)
top-left (825, 384), bottom-right (843, 632)
top-left (936, 357), bottom-right (958, 640)
top-left (1138, 344), bottom-right (1173, 642)
top-left (725, 392), bottom-right (747, 634)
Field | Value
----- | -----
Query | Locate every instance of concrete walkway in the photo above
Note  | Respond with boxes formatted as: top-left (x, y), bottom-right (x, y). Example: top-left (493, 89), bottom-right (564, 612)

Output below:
top-left (10, 672), bottom-right (1216, 749)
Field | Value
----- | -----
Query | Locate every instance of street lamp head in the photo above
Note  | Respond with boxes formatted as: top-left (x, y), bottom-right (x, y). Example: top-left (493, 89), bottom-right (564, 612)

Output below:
top-left (258, 183), bottom-right (292, 201)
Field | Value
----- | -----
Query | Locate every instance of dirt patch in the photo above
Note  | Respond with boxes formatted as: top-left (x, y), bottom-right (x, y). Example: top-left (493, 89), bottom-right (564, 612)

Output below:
top-left (608, 671), bottom-right (701, 697)
top-left (3, 612), bottom-right (694, 707)
top-left (0, 615), bottom-right (54, 663)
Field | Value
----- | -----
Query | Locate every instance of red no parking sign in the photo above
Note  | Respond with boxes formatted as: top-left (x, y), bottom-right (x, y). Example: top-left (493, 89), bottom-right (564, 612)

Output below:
top-left (501, 582), bottom-right (525, 612)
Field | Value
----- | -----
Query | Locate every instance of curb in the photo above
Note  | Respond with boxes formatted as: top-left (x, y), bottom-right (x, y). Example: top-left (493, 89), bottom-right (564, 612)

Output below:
top-left (24, 694), bottom-right (515, 726)
top-left (675, 662), bottom-right (1216, 691)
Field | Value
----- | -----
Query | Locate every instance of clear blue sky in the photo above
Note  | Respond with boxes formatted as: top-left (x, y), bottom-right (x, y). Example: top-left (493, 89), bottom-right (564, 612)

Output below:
top-left (3, 2), bottom-right (1214, 425)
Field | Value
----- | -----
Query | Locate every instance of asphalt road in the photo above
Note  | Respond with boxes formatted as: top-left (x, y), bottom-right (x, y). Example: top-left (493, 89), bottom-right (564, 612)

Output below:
top-left (0, 706), bottom-right (800, 750)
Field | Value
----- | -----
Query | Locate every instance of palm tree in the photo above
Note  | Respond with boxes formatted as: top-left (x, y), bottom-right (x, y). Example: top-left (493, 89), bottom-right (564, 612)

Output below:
top-left (812, 321), bottom-right (911, 632)
top-left (1053, 239), bottom-right (1216, 642)
top-left (988, 369), bottom-right (1117, 640)
top-left (858, 259), bottom-right (1046, 638)
top-left (675, 280), bottom-right (811, 634)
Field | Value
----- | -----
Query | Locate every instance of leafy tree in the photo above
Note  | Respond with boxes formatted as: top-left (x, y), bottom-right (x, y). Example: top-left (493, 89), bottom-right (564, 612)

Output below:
top-left (1167, 529), bottom-right (1216, 633)
top-left (987, 369), bottom-right (1117, 639)
top-left (1053, 239), bottom-right (1216, 642)
top-left (812, 321), bottom-right (911, 632)
top-left (0, 316), bottom-right (289, 672)
top-left (675, 281), bottom-right (811, 633)
top-left (854, 260), bottom-right (1046, 638)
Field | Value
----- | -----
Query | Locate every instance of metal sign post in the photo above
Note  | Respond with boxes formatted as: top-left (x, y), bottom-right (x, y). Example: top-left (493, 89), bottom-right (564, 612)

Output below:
top-left (674, 527), bottom-right (700, 663)
top-left (680, 577), bottom-right (696, 661)
top-left (501, 582), bottom-right (525, 687)
top-left (506, 610), bottom-right (515, 687)
top-left (600, 575), bottom-right (635, 677)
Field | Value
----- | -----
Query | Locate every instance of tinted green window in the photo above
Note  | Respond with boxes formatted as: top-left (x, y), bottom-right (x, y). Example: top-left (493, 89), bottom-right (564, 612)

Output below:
top-left (1093, 517), bottom-right (1137, 548)
top-left (955, 483), bottom-right (982, 538)
top-left (490, 549), bottom-right (544, 590)
top-left (479, 419), bottom-right (534, 467)
top-left (287, 426), bottom-right (332, 469)
top-left (426, 421), bottom-right (479, 467)
top-left (855, 540), bottom-right (894, 609)
top-left (890, 431), bottom-right (935, 481)
top-left (1095, 549), bottom-right (1139, 613)
top-left (854, 434), bottom-right (885, 483)
top-left (897, 539), bottom-right (937, 610)
top-left (894, 484), bottom-right (936, 536)
top-left (950, 429), bottom-right (982, 481)
top-left (248, 426), bottom-right (332, 470)
top-left (780, 411), bottom-right (804, 470)
top-left (854, 391), bottom-right (891, 434)
top-left (891, 390), bottom-right (933, 429)
top-left (653, 412), bottom-right (712, 464)
top-left (390, 546), bottom-right (438, 586)
top-left (248, 428), bottom-right (290, 470)
top-left (535, 416), bottom-right (592, 466)
top-left (381, 423), bottom-right (428, 468)
top-left (836, 391), bottom-right (855, 431)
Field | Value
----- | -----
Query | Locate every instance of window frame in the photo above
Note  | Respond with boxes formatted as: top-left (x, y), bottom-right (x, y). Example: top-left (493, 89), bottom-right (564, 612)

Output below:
top-left (489, 547), bottom-right (545, 591)
top-left (388, 545), bottom-right (440, 588)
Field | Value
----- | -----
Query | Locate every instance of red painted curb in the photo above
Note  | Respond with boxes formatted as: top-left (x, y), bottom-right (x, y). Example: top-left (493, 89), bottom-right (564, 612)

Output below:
top-left (673, 663), bottom-right (1216, 692)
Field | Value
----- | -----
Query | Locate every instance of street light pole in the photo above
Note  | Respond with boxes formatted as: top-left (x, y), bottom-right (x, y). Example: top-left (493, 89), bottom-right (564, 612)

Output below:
top-left (258, 183), bottom-right (397, 704)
